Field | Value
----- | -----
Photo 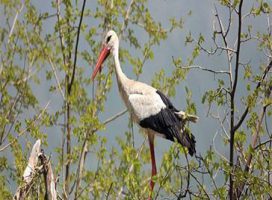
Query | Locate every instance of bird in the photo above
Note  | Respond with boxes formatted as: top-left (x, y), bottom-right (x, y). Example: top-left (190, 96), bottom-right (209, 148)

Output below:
top-left (91, 30), bottom-right (198, 199)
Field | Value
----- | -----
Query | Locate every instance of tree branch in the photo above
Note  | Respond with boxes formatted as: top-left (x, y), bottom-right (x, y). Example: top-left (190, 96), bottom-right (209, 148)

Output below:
top-left (8, 3), bottom-right (24, 44)
top-left (213, 5), bottom-right (234, 85)
top-left (68, 0), bottom-right (87, 94)
top-left (236, 104), bottom-right (268, 197)
top-left (39, 153), bottom-right (57, 200)
top-left (229, 1), bottom-right (243, 199)
top-left (103, 109), bottom-right (128, 125)
top-left (180, 65), bottom-right (230, 75)
top-left (234, 61), bottom-right (271, 197)
top-left (120, 0), bottom-right (135, 40)
top-left (234, 60), bottom-right (272, 132)
top-left (47, 55), bottom-right (65, 100)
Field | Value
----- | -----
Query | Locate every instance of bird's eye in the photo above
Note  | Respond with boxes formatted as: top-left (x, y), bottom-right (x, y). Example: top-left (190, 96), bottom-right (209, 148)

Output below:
top-left (106, 35), bottom-right (112, 43)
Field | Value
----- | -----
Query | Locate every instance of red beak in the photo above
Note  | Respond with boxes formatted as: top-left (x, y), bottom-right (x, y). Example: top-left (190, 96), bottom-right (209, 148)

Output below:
top-left (91, 45), bottom-right (111, 81)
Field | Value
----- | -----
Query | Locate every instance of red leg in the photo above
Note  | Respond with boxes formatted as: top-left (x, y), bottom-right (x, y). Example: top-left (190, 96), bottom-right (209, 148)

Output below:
top-left (148, 132), bottom-right (157, 200)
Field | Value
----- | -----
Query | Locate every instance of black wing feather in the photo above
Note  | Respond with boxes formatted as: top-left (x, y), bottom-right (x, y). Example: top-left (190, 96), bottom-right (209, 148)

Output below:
top-left (139, 90), bottom-right (196, 156)
top-left (156, 90), bottom-right (179, 112)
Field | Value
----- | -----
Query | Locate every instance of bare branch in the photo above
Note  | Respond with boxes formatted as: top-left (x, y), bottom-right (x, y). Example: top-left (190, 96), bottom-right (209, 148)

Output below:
top-left (39, 153), bottom-right (57, 200)
top-left (103, 109), bottom-right (128, 125)
top-left (68, 0), bottom-right (87, 94)
top-left (74, 135), bottom-right (89, 198)
top-left (8, 3), bottom-right (24, 44)
top-left (56, 0), bottom-right (67, 67)
top-left (23, 140), bottom-right (41, 184)
top-left (254, 137), bottom-right (272, 150)
top-left (214, 4), bottom-right (233, 85)
top-left (48, 55), bottom-right (65, 100)
top-left (180, 65), bottom-right (230, 75)
top-left (120, 0), bottom-right (135, 39)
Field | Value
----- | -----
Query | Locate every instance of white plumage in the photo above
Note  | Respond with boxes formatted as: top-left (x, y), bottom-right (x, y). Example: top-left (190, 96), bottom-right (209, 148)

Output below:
top-left (129, 92), bottom-right (166, 121)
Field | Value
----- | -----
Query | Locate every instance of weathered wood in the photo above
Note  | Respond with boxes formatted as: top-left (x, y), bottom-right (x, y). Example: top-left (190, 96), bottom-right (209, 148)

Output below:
top-left (23, 140), bottom-right (41, 183)
top-left (39, 152), bottom-right (57, 200)
top-left (13, 140), bottom-right (57, 200)
top-left (14, 140), bottom-right (41, 200)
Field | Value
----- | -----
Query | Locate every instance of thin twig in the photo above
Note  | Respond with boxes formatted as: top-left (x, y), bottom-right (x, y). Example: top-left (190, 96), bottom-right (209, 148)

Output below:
top-left (214, 4), bottom-right (233, 86)
top-left (55, 1), bottom-right (68, 198)
top-left (103, 109), bottom-right (128, 125)
top-left (8, 3), bottom-right (24, 44)
top-left (73, 131), bottom-right (89, 198)
top-left (120, 0), bottom-right (135, 40)
top-left (0, 101), bottom-right (50, 152)
top-left (180, 65), bottom-right (230, 75)
top-left (48, 56), bottom-right (66, 100)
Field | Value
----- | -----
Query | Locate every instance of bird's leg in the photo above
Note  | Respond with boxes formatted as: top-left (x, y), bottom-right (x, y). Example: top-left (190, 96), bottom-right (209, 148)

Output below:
top-left (148, 132), bottom-right (157, 200)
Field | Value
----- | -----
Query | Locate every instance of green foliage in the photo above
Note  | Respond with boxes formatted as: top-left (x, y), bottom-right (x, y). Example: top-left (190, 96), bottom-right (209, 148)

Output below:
top-left (0, 175), bottom-right (12, 200)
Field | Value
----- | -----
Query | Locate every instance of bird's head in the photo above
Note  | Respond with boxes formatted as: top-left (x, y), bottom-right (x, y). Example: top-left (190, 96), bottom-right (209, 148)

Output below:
top-left (91, 30), bottom-right (119, 81)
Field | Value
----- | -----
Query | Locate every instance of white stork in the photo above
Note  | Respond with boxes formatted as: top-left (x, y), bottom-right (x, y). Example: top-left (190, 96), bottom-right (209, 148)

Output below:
top-left (91, 30), bottom-right (198, 199)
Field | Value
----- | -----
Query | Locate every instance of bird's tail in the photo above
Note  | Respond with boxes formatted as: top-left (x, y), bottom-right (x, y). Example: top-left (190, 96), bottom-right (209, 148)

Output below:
top-left (180, 127), bottom-right (196, 156)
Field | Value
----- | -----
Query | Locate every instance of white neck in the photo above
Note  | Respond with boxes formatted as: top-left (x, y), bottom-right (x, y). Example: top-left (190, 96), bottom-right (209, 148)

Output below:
top-left (112, 46), bottom-right (128, 83)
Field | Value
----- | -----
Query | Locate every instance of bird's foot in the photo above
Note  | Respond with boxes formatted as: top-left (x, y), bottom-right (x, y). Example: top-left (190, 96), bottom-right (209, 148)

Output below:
top-left (175, 111), bottom-right (199, 123)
